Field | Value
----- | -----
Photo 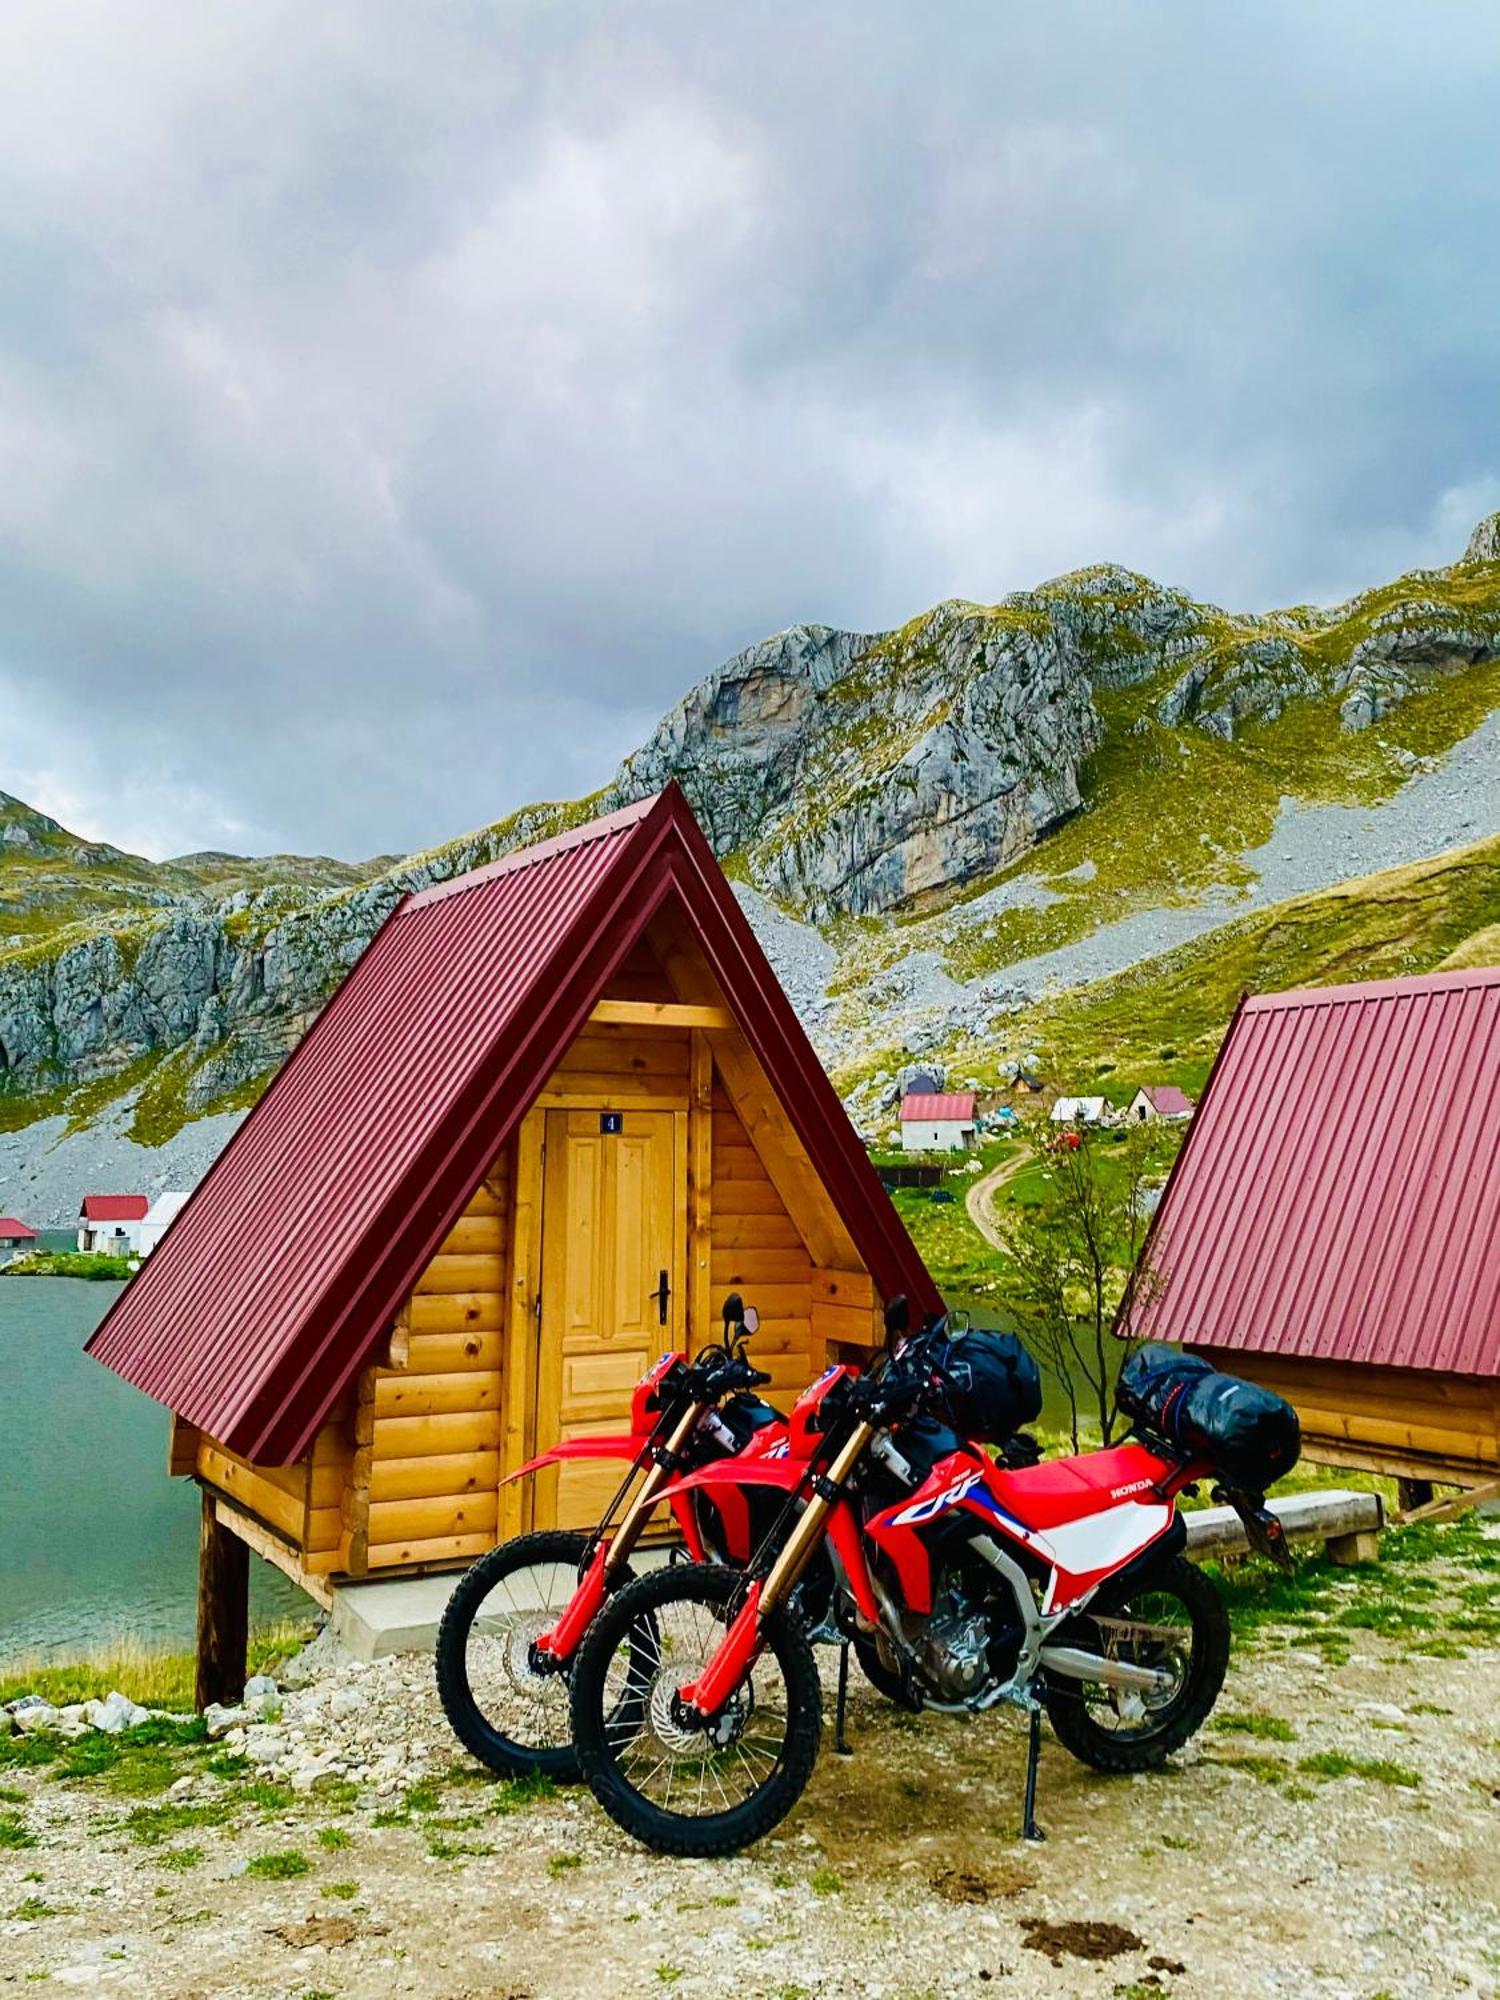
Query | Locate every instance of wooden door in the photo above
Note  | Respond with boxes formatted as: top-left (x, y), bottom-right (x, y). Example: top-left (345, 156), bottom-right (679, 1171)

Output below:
top-left (533, 1109), bottom-right (685, 1529)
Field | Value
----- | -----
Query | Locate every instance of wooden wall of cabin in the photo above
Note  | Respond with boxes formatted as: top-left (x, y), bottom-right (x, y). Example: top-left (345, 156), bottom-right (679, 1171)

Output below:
top-left (1196, 1346), bottom-right (1500, 1484)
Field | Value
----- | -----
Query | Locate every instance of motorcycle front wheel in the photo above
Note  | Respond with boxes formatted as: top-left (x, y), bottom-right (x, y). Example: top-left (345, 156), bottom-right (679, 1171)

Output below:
top-left (571, 1564), bottom-right (823, 1857)
top-left (1043, 1554), bottom-right (1229, 1772)
top-left (436, 1530), bottom-right (629, 1781)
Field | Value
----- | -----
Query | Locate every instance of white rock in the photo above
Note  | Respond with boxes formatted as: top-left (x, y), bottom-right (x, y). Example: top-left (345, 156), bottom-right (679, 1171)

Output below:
top-left (243, 1672), bottom-right (280, 1700)
top-left (92, 1690), bottom-right (149, 1734)
top-left (1357, 1701), bottom-right (1406, 1727)
top-left (13, 1700), bottom-right (59, 1735)
top-left (328, 1686), bottom-right (364, 1720)
top-left (203, 1701), bottom-right (247, 1738)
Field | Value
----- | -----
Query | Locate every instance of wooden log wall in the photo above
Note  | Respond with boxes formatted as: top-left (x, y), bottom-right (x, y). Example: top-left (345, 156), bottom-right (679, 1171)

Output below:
top-left (353, 1159), bottom-right (511, 1572)
top-left (1197, 1347), bottom-right (1500, 1483)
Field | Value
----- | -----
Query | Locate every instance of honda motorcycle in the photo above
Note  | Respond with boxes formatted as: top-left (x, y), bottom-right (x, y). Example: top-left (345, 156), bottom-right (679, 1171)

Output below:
top-left (568, 1301), bottom-right (1299, 1855)
top-left (435, 1294), bottom-right (786, 1780)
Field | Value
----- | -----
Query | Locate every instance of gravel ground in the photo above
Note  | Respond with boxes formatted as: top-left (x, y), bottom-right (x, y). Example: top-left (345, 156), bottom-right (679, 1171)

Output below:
top-left (0, 1102), bottom-right (246, 1231)
top-left (2, 1527), bottom-right (1496, 1999)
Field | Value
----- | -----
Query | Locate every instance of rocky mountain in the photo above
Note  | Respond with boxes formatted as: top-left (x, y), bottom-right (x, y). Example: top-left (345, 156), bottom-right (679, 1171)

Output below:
top-left (3, 510), bottom-right (1499, 1166)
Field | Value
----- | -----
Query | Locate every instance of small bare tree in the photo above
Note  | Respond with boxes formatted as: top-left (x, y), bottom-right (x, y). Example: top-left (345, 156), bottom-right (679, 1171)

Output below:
top-left (1003, 1118), bottom-right (1172, 1451)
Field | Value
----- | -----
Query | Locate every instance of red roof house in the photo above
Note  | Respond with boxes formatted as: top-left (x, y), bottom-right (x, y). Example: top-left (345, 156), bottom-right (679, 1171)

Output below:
top-left (89, 786), bottom-right (939, 1614)
top-left (0, 1217), bottom-right (37, 1248)
top-left (899, 1092), bottom-right (978, 1154)
top-left (1127, 1084), bottom-right (1194, 1123)
top-left (80, 1195), bottom-right (149, 1222)
top-left (77, 1194), bottom-right (147, 1253)
top-left (1125, 967), bottom-right (1500, 1486)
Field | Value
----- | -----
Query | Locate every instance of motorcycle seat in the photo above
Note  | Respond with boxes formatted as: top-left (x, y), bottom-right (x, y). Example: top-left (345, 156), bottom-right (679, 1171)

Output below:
top-left (987, 1442), bottom-right (1176, 1530)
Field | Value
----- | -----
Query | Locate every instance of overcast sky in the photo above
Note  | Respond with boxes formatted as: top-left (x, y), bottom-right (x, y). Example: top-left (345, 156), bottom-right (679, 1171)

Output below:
top-left (2, 2), bottom-right (1498, 863)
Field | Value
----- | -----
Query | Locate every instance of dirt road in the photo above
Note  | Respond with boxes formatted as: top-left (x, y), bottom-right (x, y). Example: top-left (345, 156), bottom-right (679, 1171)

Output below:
top-left (964, 1145), bottom-right (1033, 1251)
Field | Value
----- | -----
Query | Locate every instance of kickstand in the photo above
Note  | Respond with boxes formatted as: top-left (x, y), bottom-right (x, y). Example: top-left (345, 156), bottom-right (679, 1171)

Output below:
top-left (834, 1641), bottom-right (853, 1757)
top-left (1021, 1704), bottom-right (1046, 1842)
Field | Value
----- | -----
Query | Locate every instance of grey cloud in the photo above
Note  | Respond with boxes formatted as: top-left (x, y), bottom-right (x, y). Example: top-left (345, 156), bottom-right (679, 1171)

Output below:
top-left (1, 0), bottom-right (1497, 859)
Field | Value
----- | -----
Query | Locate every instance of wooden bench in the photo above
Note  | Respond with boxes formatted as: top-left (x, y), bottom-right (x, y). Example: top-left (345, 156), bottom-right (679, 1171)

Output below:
top-left (1183, 1487), bottom-right (1384, 1567)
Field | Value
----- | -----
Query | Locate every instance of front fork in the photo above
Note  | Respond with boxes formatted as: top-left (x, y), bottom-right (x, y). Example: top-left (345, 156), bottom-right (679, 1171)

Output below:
top-left (536, 1401), bottom-right (705, 1664)
top-left (683, 1422), bottom-right (876, 1717)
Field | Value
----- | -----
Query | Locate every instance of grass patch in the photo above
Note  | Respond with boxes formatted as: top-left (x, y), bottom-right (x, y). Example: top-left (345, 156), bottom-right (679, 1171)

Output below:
top-left (547, 1852), bottom-right (584, 1877)
top-left (119, 1801), bottom-right (226, 1847)
top-left (1211, 1712), bottom-right (1296, 1742)
top-left (321, 1881), bottom-right (360, 1900)
top-left (234, 1779), bottom-right (294, 1813)
top-left (245, 1848), bottom-right (311, 1880)
top-left (1298, 1751), bottom-right (1420, 1789)
top-left (315, 1826), bottom-right (352, 1851)
top-left (809, 1867), bottom-right (843, 1896)
top-left (0, 1620), bottom-right (311, 1713)
top-left (155, 1846), bottom-right (202, 1872)
top-left (0, 1810), bottom-right (36, 1849)
top-left (1211, 1752), bottom-right (1289, 1786)
top-left (491, 1771), bottom-right (558, 1815)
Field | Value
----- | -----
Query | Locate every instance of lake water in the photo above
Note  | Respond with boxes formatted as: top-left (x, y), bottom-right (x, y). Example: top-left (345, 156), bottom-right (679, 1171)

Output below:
top-left (0, 1275), bottom-right (301, 1660)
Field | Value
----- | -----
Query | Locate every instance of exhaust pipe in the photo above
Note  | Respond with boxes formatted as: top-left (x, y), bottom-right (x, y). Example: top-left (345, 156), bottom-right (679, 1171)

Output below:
top-left (1036, 1644), bottom-right (1175, 1693)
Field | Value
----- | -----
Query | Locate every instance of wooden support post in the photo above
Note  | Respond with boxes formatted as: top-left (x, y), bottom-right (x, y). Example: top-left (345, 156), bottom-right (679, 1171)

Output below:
top-left (1396, 1478), bottom-right (1435, 1515)
top-left (1326, 1528), bottom-right (1381, 1566)
top-left (195, 1490), bottom-right (249, 1712)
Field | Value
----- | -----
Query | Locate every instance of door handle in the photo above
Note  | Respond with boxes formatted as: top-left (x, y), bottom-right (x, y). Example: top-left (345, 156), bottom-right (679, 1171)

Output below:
top-left (654, 1269), bottom-right (671, 1327)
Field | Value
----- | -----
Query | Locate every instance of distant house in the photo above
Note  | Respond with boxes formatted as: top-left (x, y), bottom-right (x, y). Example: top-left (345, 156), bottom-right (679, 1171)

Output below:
top-left (1001, 1061), bottom-right (1044, 1093)
top-left (1127, 1084), bottom-right (1194, 1125)
top-left (0, 1217), bottom-right (37, 1255)
top-left (900, 1068), bottom-right (943, 1099)
top-left (137, 1192), bottom-right (191, 1258)
top-left (900, 1092), bottom-right (977, 1153)
top-left (77, 1194), bottom-right (148, 1255)
top-left (1050, 1095), bottom-right (1108, 1126)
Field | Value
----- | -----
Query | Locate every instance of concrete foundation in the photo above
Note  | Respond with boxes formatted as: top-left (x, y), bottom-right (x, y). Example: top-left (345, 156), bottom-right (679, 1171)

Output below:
top-left (331, 1574), bottom-right (466, 1662)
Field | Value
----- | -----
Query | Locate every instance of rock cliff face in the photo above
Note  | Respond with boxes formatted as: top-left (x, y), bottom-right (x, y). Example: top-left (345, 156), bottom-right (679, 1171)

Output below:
top-left (3, 512), bottom-right (1500, 1130)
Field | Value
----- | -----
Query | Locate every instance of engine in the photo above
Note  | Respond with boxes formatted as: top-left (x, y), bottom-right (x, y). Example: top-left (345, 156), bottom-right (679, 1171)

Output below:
top-left (899, 1572), bottom-right (1026, 1701)
top-left (912, 1578), bottom-right (992, 1700)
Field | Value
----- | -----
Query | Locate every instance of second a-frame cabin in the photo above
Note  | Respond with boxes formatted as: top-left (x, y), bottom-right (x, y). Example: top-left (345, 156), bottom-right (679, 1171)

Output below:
top-left (89, 786), bottom-right (938, 1629)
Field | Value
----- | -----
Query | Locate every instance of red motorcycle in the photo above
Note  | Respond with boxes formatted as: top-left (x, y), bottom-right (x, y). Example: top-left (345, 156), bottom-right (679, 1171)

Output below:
top-left (568, 1303), bottom-right (1298, 1854)
top-left (435, 1294), bottom-right (786, 1779)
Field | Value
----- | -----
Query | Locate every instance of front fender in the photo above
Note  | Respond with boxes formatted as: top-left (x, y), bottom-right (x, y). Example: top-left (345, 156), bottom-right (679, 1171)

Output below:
top-left (653, 1453), bottom-right (802, 1511)
top-left (500, 1434), bottom-right (643, 1486)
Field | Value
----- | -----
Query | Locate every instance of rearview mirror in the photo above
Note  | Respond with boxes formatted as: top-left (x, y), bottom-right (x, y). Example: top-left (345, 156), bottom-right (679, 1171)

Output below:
top-left (721, 1292), bottom-right (744, 1328)
top-left (741, 1305), bottom-right (760, 1335)
top-left (883, 1295), bottom-right (909, 1339)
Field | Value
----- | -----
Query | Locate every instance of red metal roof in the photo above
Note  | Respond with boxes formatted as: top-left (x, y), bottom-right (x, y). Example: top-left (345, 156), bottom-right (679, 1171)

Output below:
top-left (88, 786), bottom-right (940, 1461)
top-left (0, 1218), bottom-right (37, 1238)
top-left (1126, 967), bottom-right (1500, 1378)
top-left (1140, 1085), bottom-right (1194, 1117)
top-left (900, 1093), bottom-right (977, 1122)
top-left (81, 1195), bottom-right (148, 1222)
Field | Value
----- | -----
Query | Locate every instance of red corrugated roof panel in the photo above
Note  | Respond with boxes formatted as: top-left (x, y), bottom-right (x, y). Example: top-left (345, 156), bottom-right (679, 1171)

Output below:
top-left (900, 1093), bottom-right (977, 1122)
top-left (81, 1195), bottom-right (148, 1221)
top-left (88, 786), bottom-right (940, 1461)
top-left (1127, 966), bottom-right (1500, 1378)
top-left (1142, 1085), bottom-right (1194, 1117)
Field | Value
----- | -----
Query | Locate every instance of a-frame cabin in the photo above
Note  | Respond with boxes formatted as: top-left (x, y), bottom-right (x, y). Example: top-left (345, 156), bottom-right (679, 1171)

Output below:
top-left (89, 787), bottom-right (938, 1688)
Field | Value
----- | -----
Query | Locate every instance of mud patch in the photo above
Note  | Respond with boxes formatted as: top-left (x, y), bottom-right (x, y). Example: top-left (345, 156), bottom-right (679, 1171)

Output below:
top-left (1019, 1917), bottom-right (1145, 1965)
top-left (930, 1863), bottom-right (1034, 1904)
